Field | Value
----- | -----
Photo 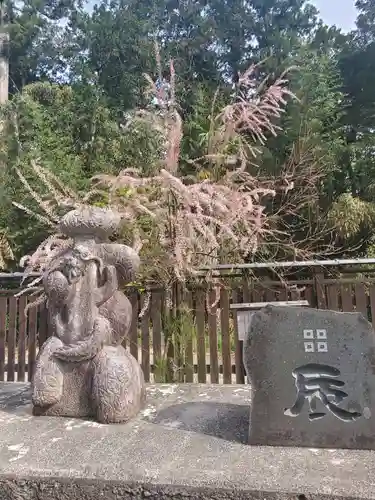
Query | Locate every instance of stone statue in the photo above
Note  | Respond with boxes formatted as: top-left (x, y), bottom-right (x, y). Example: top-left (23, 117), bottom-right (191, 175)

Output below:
top-left (31, 207), bottom-right (146, 423)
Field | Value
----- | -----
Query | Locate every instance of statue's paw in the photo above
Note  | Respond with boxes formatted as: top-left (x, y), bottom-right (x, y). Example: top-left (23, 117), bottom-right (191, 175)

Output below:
top-left (53, 346), bottom-right (74, 361)
top-left (32, 388), bottom-right (61, 406)
top-left (53, 341), bottom-right (97, 362)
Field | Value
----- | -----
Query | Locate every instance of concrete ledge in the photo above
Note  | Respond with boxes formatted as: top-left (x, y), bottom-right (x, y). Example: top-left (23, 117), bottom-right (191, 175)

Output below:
top-left (0, 383), bottom-right (373, 500)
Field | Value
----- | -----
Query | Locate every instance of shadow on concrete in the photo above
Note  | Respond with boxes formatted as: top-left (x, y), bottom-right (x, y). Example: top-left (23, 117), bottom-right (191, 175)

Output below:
top-left (0, 383), bottom-right (32, 414)
top-left (150, 401), bottom-right (249, 444)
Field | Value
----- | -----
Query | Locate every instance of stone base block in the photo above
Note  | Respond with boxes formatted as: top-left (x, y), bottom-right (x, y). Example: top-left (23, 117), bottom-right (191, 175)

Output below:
top-left (0, 382), bottom-right (373, 500)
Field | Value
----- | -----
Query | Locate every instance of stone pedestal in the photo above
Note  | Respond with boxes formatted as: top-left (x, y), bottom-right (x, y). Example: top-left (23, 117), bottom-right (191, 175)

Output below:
top-left (0, 382), bottom-right (374, 500)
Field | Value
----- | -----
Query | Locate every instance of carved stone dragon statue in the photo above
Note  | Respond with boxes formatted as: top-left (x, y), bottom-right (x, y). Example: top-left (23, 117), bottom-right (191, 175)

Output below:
top-left (32, 207), bottom-right (146, 423)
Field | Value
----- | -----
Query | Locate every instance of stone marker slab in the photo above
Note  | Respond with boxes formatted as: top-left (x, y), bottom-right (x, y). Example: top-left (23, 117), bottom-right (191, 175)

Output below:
top-left (243, 305), bottom-right (375, 449)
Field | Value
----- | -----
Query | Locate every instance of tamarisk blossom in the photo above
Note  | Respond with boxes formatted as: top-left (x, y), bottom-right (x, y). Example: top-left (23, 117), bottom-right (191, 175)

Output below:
top-left (14, 61), bottom-right (296, 296)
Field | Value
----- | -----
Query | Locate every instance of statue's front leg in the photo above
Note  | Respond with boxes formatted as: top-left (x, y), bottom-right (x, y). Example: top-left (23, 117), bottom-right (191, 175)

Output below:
top-left (53, 316), bottom-right (112, 362)
top-left (32, 337), bottom-right (64, 408)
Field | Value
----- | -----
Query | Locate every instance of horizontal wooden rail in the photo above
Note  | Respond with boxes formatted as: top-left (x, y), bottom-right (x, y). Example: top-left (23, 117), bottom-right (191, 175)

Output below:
top-left (230, 300), bottom-right (309, 310)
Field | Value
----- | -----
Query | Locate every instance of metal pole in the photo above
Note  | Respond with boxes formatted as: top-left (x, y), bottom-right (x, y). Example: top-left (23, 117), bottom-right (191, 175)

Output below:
top-left (0, 2), bottom-right (9, 104)
top-left (198, 258), bottom-right (375, 271)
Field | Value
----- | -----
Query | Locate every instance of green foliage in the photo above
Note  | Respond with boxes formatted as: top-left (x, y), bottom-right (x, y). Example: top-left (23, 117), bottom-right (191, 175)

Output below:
top-left (329, 194), bottom-right (375, 239)
top-left (6, 0), bottom-right (81, 94)
top-left (3, 0), bottom-right (375, 266)
top-left (0, 81), bottom-right (162, 262)
top-left (155, 304), bottom-right (196, 383)
top-left (119, 112), bottom-right (167, 176)
top-left (264, 47), bottom-right (346, 173)
top-left (0, 84), bottom-right (84, 260)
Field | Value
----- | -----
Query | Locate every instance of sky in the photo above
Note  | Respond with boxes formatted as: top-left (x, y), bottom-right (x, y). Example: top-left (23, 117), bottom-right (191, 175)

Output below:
top-left (311, 0), bottom-right (358, 32)
top-left (84, 0), bottom-right (359, 33)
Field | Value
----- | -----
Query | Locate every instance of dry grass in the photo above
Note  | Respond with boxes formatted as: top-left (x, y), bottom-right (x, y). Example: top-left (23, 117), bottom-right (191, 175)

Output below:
top-left (10, 46), bottom-right (331, 310)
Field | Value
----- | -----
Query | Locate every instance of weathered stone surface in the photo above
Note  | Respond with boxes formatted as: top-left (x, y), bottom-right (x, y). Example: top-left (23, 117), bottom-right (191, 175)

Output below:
top-left (0, 382), bottom-right (374, 500)
top-left (243, 305), bottom-right (375, 449)
top-left (31, 207), bottom-right (145, 423)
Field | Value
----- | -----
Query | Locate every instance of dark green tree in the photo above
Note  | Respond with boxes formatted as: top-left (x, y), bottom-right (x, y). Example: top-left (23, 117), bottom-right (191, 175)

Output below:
top-left (5, 0), bottom-right (81, 94)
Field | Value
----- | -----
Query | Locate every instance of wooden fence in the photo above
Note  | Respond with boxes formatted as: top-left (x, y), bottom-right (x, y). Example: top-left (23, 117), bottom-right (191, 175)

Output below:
top-left (2, 270), bottom-right (375, 384)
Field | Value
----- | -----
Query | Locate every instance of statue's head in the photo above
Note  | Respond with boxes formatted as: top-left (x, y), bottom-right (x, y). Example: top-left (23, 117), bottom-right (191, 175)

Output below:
top-left (59, 207), bottom-right (122, 241)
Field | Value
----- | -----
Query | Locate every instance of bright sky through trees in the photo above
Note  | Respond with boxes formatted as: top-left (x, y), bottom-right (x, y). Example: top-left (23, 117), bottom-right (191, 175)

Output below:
top-left (311, 0), bottom-right (357, 32)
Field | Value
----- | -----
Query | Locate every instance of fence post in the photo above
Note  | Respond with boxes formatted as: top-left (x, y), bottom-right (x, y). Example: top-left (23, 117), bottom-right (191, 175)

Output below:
top-left (7, 296), bottom-right (17, 381)
top-left (17, 295), bottom-right (27, 382)
top-left (196, 287), bottom-right (206, 383)
top-left (184, 290), bottom-right (194, 383)
top-left (151, 290), bottom-right (163, 382)
top-left (232, 288), bottom-right (245, 384)
top-left (314, 270), bottom-right (326, 309)
top-left (220, 288), bottom-right (232, 384)
top-left (128, 291), bottom-right (139, 359)
top-left (140, 294), bottom-right (150, 382)
top-left (241, 271), bottom-right (251, 383)
top-left (28, 297), bottom-right (38, 382)
top-left (207, 289), bottom-right (219, 384)
top-left (38, 303), bottom-right (49, 348)
top-left (0, 296), bottom-right (6, 381)
top-left (354, 283), bottom-right (368, 318)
